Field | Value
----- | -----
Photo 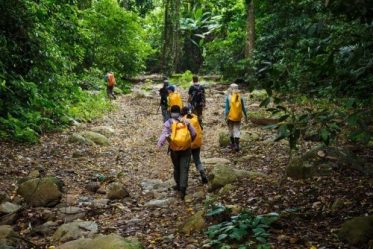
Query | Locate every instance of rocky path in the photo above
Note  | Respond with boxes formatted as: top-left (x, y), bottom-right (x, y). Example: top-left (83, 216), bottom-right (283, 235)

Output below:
top-left (0, 82), bottom-right (372, 248)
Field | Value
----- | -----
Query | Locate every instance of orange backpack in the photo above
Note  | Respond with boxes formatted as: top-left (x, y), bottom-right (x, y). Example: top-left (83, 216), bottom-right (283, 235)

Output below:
top-left (184, 114), bottom-right (202, 149)
top-left (170, 120), bottom-right (191, 151)
top-left (107, 73), bottom-right (116, 87)
top-left (228, 93), bottom-right (243, 121)
top-left (168, 92), bottom-right (183, 110)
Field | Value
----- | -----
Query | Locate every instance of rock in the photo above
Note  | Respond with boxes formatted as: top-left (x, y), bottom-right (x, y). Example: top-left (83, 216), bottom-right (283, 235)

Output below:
top-left (0, 192), bottom-right (7, 203)
top-left (81, 131), bottom-right (110, 146)
top-left (181, 210), bottom-right (205, 235)
top-left (225, 204), bottom-right (242, 215)
top-left (203, 158), bottom-right (231, 166)
top-left (338, 216), bottom-right (373, 246)
top-left (0, 213), bottom-right (19, 225)
top-left (57, 234), bottom-right (142, 249)
top-left (90, 126), bottom-right (115, 137)
top-left (68, 133), bottom-right (94, 146)
top-left (0, 203), bottom-right (21, 214)
top-left (0, 225), bottom-right (19, 248)
top-left (86, 182), bottom-right (101, 193)
top-left (17, 177), bottom-right (63, 207)
top-left (331, 199), bottom-right (345, 211)
top-left (144, 198), bottom-right (175, 208)
top-left (107, 182), bottom-right (129, 200)
top-left (92, 199), bottom-right (109, 209)
top-left (286, 158), bottom-right (313, 179)
top-left (58, 207), bottom-right (86, 222)
top-left (140, 179), bottom-right (163, 191)
top-left (28, 170), bottom-right (40, 178)
top-left (53, 220), bottom-right (98, 243)
top-left (209, 164), bottom-right (266, 191)
top-left (192, 191), bottom-right (205, 202)
top-left (218, 184), bottom-right (235, 196)
top-left (31, 221), bottom-right (58, 236)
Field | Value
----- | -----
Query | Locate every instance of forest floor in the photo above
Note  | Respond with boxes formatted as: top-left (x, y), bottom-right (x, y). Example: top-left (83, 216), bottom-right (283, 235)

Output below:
top-left (0, 82), bottom-right (372, 249)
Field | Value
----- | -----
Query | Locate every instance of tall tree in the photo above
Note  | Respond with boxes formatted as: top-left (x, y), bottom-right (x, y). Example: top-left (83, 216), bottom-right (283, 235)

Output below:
top-left (244, 0), bottom-right (255, 57)
top-left (162, 0), bottom-right (181, 74)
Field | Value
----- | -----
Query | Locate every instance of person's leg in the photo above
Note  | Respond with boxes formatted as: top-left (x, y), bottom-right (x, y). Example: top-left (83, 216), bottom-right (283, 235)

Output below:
top-left (196, 106), bottom-right (203, 126)
top-left (170, 150), bottom-right (180, 190)
top-left (228, 121), bottom-right (235, 149)
top-left (161, 106), bottom-right (169, 122)
top-left (179, 149), bottom-right (191, 199)
top-left (233, 122), bottom-right (241, 152)
top-left (192, 148), bottom-right (208, 183)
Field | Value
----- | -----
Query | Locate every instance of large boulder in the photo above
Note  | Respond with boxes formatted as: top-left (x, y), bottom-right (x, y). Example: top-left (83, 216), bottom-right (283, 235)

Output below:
top-left (57, 234), bottom-right (142, 249)
top-left (107, 182), bottom-right (129, 200)
top-left (17, 177), bottom-right (63, 207)
top-left (68, 133), bottom-right (94, 146)
top-left (81, 131), bottom-right (110, 146)
top-left (181, 210), bottom-right (205, 235)
top-left (338, 216), bottom-right (373, 246)
top-left (0, 225), bottom-right (19, 248)
top-left (209, 164), bottom-right (266, 191)
top-left (286, 146), bottom-right (369, 179)
top-left (53, 220), bottom-right (98, 243)
top-left (90, 126), bottom-right (115, 137)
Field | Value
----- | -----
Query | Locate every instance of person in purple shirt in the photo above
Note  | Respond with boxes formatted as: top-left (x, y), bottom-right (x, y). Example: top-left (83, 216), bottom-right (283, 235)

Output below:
top-left (157, 105), bottom-right (196, 200)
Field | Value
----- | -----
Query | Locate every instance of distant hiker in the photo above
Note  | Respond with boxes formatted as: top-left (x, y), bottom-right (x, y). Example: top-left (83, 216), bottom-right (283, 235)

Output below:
top-left (105, 71), bottom-right (116, 99)
top-left (159, 79), bottom-right (170, 122)
top-left (157, 105), bottom-right (196, 200)
top-left (188, 75), bottom-right (205, 125)
top-left (181, 107), bottom-right (208, 184)
top-left (225, 83), bottom-right (248, 152)
top-left (167, 85), bottom-right (183, 111)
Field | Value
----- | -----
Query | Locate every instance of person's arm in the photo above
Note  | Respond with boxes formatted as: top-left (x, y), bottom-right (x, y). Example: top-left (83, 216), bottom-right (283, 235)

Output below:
top-left (157, 120), bottom-right (171, 147)
top-left (224, 96), bottom-right (229, 119)
top-left (241, 97), bottom-right (248, 120)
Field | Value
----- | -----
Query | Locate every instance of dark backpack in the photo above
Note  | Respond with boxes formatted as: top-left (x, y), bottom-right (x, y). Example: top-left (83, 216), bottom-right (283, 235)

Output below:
top-left (191, 85), bottom-right (204, 107)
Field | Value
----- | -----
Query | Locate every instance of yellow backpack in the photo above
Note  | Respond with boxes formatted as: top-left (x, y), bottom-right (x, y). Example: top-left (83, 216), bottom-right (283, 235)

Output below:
top-left (184, 114), bottom-right (202, 149)
top-left (168, 92), bottom-right (183, 110)
top-left (228, 93), bottom-right (243, 121)
top-left (170, 120), bottom-right (191, 151)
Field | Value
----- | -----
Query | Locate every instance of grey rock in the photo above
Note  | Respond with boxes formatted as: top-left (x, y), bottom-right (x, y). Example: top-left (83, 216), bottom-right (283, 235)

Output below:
top-left (0, 203), bottom-right (21, 214)
top-left (144, 198), bottom-right (175, 208)
top-left (107, 183), bottom-right (129, 200)
top-left (57, 234), bottom-right (142, 249)
top-left (53, 220), bottom-right (98, 243)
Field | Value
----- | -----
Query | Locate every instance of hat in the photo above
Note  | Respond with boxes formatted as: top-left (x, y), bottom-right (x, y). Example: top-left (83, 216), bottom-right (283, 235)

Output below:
top-left (170, 105), bottom-right (181, 114)
top-left (167, 85), bottom-right (175, 92)
top-left (229, 83), bottom-right (239, 91)
top-left (163, 79), bottom-right (169, 85)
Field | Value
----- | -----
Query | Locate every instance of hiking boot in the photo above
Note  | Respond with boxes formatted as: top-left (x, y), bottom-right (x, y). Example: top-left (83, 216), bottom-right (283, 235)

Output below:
top-left (234, 138), bottom-right (240, 152)
top-left (200, 170), bottom-right (208, 184)
top-left (180, 188), bottom-right (186, 200)
top-left (229, 137), bottom-right (235, 149)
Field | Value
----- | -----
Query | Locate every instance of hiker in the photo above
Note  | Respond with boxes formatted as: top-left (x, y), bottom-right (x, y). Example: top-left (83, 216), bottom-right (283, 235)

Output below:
top-left (159, 79), bottom-right (170, 122)
top-left (167, 85), bottom-right (183, 111)
top-left (157, 105), bottom-right (196, 200)
top-left (225, 83), bottom-right (248, 152)
top-left (188, 75), bottom-right (205, 125)
top-left (105, 71), bottom-right (116, 99)
top-left (181, 107), bottom-right (208, 184)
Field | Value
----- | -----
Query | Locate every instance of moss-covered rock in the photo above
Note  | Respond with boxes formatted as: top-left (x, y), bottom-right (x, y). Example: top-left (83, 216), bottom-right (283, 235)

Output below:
top-left (68, 133), bottom-right (95, 146)
top-left (17, 177), bottom-right (63, 207)
top-left (286, 158), bottom-right (314, 179)
top-left (209, 164), bottom-right (266, 191)
top-left (338, 216), bottom-right (373, 246)
top-left (90, 126), bottom-right (115, 137)
top-left (0, 225), bottom-right (19, 248)
top-left (107, 182), bottom-right (129, 200)
top-left (57, 234), bottom-right (142, 249)
top-left (181, 210), bottom-right (205, 235)
top-left (81, 131), bottom-right (109, 146)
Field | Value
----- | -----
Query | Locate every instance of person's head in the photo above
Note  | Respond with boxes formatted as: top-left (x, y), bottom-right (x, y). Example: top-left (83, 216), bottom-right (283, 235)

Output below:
top-left (229, 83), bottom-right (239, 93)
top-left (192, 75), bottom-right (199, 84)
top-left (163, 79), bottom-right (169, 88)
top-left (181, 106), bottom-right (190, 116)
top-left (167, 85), bottom-right (175, 93)
top-left (170, 105), bottom-right (181, 118)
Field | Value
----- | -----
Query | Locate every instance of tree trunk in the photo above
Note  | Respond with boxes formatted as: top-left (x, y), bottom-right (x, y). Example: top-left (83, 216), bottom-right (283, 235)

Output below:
top-left (245, 0), bottom-right (255, 58)
top-left (162, 0), bottom-right (181, 75)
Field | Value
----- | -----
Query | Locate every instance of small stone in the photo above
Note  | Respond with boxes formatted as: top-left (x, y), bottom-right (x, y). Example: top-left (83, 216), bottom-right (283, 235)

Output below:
top-left (0, 202), bottom-right (21, 214)
top-left (28, 170), bottom-right (40, 178)
top-left (144, 198), bottom-right (175, 208)
top-left (86, 182), bottom-right (101, 193)
top-left (107, 182), bottom-right (129, 200)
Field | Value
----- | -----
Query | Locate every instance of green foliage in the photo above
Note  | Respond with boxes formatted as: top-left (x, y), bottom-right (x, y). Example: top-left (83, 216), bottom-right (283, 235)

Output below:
top-left (206, 205), bottom-right (279, 249)
top-left (170, 70), bottom-right (193, 89)
top-left (0, 0), bottom-right (147, 142)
